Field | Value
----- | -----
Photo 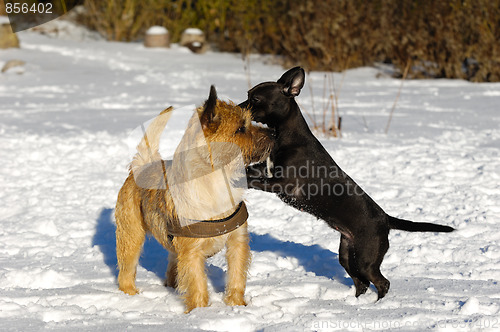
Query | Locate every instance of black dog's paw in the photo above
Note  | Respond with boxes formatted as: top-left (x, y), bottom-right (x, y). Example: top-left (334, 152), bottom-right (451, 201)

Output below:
top-left (246, 162), bottom-right (268, 178)
top-left (246, 165), bottom-right (272, 190)
top-left (354, 279), bottom-right (370, 298)
top-left (355, 284), bottom-right (369, 298)
top-left (375, 280), bottom-right (390, 300)
top-left (246, 174), bottom-right (268, 185)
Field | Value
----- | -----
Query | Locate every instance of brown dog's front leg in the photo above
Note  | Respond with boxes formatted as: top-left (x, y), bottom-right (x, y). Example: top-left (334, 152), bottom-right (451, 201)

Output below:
top-left (224, 224), bottom-right (250, 306)
top-left (175, 238), bottom-right (209, 313)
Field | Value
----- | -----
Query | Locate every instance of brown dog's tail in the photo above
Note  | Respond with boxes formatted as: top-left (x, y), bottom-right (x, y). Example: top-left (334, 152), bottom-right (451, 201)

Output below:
top-left (388, 216), bottom-right (454, 233)
top-left (131, 107), bottom-right (173, 170)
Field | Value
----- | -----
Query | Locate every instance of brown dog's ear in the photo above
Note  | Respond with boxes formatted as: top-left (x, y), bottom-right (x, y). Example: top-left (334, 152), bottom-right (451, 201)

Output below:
top-left (201, 85), bottom-right (218, 130)
top-left (277, 67), bottom-right (305, 97)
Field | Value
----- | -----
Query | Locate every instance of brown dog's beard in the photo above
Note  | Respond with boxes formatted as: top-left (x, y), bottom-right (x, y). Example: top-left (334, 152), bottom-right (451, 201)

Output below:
top-left (243, 127), bottom-right (274, 165)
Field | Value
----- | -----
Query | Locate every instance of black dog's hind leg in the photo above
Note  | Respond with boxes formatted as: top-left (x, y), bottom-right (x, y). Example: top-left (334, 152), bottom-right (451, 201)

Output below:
top-left (353, 229), bottom-right (391, 300)
top-left (339, 235), bottom-right (370, 297)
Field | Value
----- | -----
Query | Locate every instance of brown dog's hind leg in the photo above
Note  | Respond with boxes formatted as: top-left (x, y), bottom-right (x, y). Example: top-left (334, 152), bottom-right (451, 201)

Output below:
top-left (339, 235), bottom-right (369, 297)
top-left (115, 177), bottom-right (147, 295)
top-left (115, 212), bottom-right (146, 295)
top-left (224, 224), bottom-right (250, 306)
top-left (165, 251), bottom-right (178, 289)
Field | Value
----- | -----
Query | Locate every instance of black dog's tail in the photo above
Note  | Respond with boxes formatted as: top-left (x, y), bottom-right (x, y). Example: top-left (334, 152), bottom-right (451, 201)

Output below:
top-left (388, 216), bottom-right (454, 233)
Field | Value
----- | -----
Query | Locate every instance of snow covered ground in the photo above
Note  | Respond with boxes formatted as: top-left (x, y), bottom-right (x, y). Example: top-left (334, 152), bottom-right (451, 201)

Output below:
top-left (1, 28), bottom-right (499, 331)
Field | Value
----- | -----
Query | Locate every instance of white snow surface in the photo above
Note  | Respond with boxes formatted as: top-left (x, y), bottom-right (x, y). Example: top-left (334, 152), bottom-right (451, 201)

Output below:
top-left (1, 32), bottom-right (500, 331)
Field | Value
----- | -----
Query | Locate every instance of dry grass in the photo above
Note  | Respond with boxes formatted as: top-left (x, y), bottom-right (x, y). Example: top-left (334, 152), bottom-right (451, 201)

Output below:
top-left (81, 0), bottom-right (500, 81)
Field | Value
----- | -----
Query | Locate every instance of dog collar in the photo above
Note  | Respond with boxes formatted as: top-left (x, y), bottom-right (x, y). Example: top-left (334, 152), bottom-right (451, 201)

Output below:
top-left (167, 202), bottom-right (248, 238)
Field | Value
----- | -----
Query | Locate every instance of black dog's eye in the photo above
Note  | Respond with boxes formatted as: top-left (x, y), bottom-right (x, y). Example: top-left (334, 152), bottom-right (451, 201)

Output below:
top-left (235, 126), bottom-right (246, 134)
top-left (251, 96), bottom-right (261, 104)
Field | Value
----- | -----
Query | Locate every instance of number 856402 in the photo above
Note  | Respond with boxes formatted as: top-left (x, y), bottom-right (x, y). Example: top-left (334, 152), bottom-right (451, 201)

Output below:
top-left (6, 2), bottom-right (53, 14)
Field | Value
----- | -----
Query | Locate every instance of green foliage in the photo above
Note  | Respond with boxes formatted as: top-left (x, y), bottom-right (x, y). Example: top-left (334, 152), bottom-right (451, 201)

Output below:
top-left (82, 0), bottom-right (500, 82)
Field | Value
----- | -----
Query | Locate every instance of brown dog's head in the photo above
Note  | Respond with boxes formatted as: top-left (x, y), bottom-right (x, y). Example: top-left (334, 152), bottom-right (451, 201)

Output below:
top-left (197, 85), bottom-right (273, 166)
top-left (168, 86), bottom-right (273, 220)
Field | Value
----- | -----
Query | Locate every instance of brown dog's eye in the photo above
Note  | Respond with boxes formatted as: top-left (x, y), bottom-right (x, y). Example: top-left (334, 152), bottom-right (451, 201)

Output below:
top-left (235, 126), bottom-right (246, 134)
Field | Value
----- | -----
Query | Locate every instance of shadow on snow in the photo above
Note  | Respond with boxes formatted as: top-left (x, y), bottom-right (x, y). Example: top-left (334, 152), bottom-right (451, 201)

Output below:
top-left (92, 208), bottom-right (351, 291)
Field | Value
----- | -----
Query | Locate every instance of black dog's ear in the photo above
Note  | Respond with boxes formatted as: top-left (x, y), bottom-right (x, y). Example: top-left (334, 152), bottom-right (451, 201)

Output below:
top-left (201, 85), bottom-right (218, 130)
top-left (277, 67), bottom-right (305, 97)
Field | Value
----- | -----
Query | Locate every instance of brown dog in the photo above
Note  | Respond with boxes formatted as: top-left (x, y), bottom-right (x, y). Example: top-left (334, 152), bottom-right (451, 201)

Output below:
top-left (115, 86), bottom-right (272, 312)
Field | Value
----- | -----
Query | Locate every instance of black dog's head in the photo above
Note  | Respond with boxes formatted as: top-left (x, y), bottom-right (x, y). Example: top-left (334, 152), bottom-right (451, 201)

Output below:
top-left (239, 67), bottom-right (305, 127)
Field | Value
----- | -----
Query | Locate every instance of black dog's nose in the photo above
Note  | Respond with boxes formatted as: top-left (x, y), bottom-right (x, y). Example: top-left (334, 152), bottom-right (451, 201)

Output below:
top-left (238, 100), bottom-right (249, 109)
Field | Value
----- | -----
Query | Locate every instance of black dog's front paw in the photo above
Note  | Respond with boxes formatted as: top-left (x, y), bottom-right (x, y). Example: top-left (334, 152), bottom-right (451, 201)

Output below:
top-left (246, 172), bottom-right (271, 191)
top-left (246, 174), bottom-right (267, 185)
top-left (246, 168), bottom-right (260, 179)
top-left (246, 162), bottom-right (267, 178)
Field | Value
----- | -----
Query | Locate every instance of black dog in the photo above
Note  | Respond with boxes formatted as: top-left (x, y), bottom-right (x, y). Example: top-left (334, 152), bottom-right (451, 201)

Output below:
top-left (241, 67), bottom-right (454, 299)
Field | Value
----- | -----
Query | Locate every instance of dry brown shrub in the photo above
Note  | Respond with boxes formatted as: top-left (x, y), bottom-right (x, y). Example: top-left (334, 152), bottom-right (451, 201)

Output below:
top-left (81, 0), bottom-right (500, 82)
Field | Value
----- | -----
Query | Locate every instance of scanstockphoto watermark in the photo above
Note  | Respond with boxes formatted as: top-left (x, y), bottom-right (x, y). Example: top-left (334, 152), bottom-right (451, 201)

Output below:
top-left (311, 318), bottom-right (416, 330)
top-left (311, 317), bottom-right (500, 331)
top-left (270, 160), bottom-right (350, 180)
top-left (248, 177), bottom-right (365, 199)
top-left (249, 160), bottom-right (366, 199)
